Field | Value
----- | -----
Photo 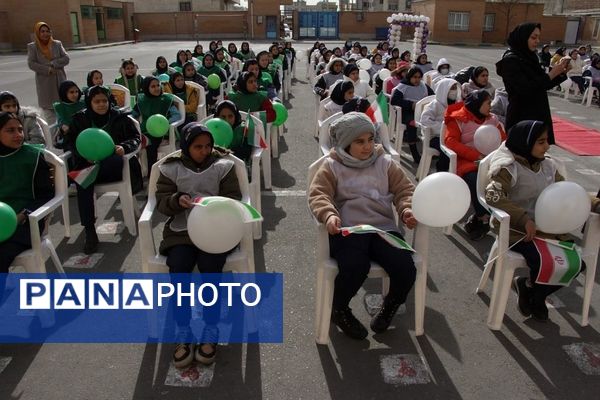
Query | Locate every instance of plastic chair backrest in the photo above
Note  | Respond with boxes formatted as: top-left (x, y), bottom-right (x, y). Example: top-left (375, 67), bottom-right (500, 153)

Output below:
top-left (414, 95), bottom-right (436, 122)
top-left (107, 83), bottom-right (131, 110)
top-left (318, 112), bottom-right (344, 155)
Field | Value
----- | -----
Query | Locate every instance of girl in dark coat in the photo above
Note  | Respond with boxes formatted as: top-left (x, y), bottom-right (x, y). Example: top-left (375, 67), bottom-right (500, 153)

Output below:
top-left (496, 23), bottom-right (570, 144)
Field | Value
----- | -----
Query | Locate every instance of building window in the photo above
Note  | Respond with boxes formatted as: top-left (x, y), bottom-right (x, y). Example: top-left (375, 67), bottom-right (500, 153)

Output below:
top-left (448, 12), bottom-right (470, 32)
top-left (179, 2), bottom-right (192, 11)
top-left (81, 5), bottom-right (95, 19)
top-left (483, 13), bottom-right (495, 32)
top-left (593, 19), bottom-right (600, 39)
top-left (106, 8), bottom-right (122, 20)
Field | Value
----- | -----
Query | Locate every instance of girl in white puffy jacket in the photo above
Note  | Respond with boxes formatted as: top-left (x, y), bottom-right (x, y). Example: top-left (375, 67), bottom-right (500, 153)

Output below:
top-left (343, 64), bottom-right (376, 102)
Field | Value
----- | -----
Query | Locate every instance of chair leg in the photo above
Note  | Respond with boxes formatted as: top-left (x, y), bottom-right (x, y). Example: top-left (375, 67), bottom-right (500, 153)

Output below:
top-left (443, 225), bottom-right (453, 236)
top-left (119, 187), bottom-right (137, 236)
top-left (62, 198), bottom-right (71, 238)
top-left (252, 182), bottom-right (262, 240)
top-left (315, 267), bottom-right (335, 345)
top-left (46, 239), bottom-right (65, 274)
top-left (271, 125), bottom-right (279, 159)
top-left (476, 240), bottom-right (499, 293)
top-left (414, 259), bottom-right (427, 336)
top-left (261, 150), bottom-right (272, 190)
top-left (581, 254), bottom-right (597, 327)
top-left (486, 262), bottom-right (516, 331)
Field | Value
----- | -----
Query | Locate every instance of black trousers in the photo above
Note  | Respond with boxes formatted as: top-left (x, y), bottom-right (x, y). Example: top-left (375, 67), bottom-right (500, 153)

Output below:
top-left (145, 136), bottom-right (163, 175)
top-left (463, 171), bottom-right (488, 218)
top-left (429, 137), bottom-right (450, 172)
top-left (512, 240), bottom-right (586, 303)
top-left (166, 244), bottom-right (232, 328)
top-left (75, 154), bottom-right (124, 228)
top-left (329, 232), bottom-right (416, 310)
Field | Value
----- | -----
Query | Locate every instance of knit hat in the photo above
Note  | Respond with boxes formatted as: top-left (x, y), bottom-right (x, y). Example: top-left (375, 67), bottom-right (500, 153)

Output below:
top-left (329, 112), bottom-right (377, 168)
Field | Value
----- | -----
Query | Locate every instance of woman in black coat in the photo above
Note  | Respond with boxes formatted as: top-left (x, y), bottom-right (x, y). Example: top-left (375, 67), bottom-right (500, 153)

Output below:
top-left (496, 23), bottom-right (571, 144)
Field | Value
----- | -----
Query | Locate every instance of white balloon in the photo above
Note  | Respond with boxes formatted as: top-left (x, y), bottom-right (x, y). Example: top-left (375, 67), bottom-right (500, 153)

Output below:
top-left (392, 13), bottom-right (398, 19)
top-left (412, 173), bottom-right (471, 227)
top-left (387, 17), bottom-right (393, 23)
top-left (420, 22), bottom-right (425, 28)
top-left (358, 59), bottom-right (372, 70)
top-left (535, 182), bottom-right (591, 234)
top-left (425, 17), bottom-right (431, 23)
top-left (474, 125), bottom-right (502, 155)
top-left (188, 197), bottom-right (244, 254)
top-left (359, 69), bottom-right (370, 82)
top-left (379, 68), bottom-right (391, 80)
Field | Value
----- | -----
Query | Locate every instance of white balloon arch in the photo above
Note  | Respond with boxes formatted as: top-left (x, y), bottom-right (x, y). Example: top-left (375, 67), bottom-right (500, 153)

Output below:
top-left (387, 14), bottom-right (431, 60)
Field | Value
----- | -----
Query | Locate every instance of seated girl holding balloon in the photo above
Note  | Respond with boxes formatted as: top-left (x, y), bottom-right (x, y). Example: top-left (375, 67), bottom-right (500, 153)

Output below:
top-left (155, 122), bottom-right (242, 368)
top-left (114, 58), bottom-right (144, 98)
top-left (485, 120), bottom-right (600, 321)
top-left (197, 53), bottom-right (227, 113)
top-left (226, 72), bottom-right (276, 124)
top-left (163, 72), bottom-right (201, 126)
top-left (308, 112), bottom-right (417, 340)
top-left (0, 112), bottom-right (54, 300)
top-left (243, 59), bottom-right (279, 102)
top-left (391, 66), bottom-right (435, 164)
top-left (131, 76), bottom-right (181, 174)
top-left (444, 89), bottom-right (506, 241)
top-left (53, 81), bottom-right (85, 143)
top-left (66, 86), bottom-right (142, 254)
top-left (214, 100), bottom-right (253, 164)
top-left (257, 51), bottom-right (282, 97)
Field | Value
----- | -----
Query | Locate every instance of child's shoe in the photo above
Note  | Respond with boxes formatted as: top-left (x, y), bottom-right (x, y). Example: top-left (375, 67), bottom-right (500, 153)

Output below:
top-left (173, 342), bottom-right (195, 369)
top-left (370, 297), bottom-right (402, 333)
top-left (331, 307), bottom-right (368, 340)
top-left (512, 277), bottom-right (532, 317)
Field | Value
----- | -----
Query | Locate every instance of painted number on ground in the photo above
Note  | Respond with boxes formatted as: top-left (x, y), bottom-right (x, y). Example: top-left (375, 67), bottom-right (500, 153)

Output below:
top-left (380, 354), bottom-right (431, 385)
top-left (563, 342), bottom-right (600, 375)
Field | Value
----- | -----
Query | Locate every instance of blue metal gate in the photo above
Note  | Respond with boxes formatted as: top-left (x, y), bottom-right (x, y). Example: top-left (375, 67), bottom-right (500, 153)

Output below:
top-left (298, 12), bottom-right (338, 40)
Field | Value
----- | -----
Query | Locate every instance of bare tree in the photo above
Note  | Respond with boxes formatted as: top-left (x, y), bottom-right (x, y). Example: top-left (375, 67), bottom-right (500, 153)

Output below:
top-left (489, 0), bottom-right (523, 43)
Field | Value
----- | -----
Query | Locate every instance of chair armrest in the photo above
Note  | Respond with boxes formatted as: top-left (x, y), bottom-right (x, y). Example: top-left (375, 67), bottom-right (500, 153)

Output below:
top-left (124, 145), bottom-right (141, 160)
top-left (29, 196), bottom-right (64, 223)
top-left (440, 143), bottom-right (457, 174)
top-left (59, 151), bottom-right (72, 162)
top-left (582, 212), bottom-right (600, 251)
top-left (139, 197), bottom-right (158, 265)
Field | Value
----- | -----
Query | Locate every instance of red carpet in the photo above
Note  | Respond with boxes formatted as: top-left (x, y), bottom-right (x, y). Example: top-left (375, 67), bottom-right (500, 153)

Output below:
top-left (553, 116), bottom-right (600, 156)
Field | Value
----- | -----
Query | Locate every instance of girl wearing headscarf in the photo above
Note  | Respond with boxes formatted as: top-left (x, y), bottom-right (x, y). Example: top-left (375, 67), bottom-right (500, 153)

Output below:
top-left (368, 53), bottom-right (384, 79)
top-left (27, 22), bottom-right (70, 115)
top-left (400, 51), bottom-right (412, 64)
top-left (182, 61), bottom-right (208, 88)
top-left (343, 64), bottom-right (375, 102)
top-left (414, 53), bottom-right (434, 74)
top-left (163, 72), bottom-right (201, 125)
top-left (444, 89), bottom-right (506, 240)
top-left (155, 122), bottom-right (241, 369)
top-left (550, 47), bottom-right (566, 69)
top-left (461, 66), bottom-right (496, 99)
top-left (257, 51), bottom-right (282, 94)
top-left (321, 80), bottom-right (355, 120)
top-left (208, 40), bottom-right (219, 55)
top-left (227, 43), bottom-right (240, 60)
top-left (215, 100), bottom-right (252, 163)
top-left (238, 42), bottom-right (255, 62)
top-left (152, 56), bottom-right (177, 77)
top-left (242, 59), bottom-right (278, 101)
top-left (82, 70), bottom-right (118, 113)
top-left (214, 48), bottom-right (232, 80)
top-left (227, 72), bottom-right (275, 123)
top-left (485, 120), bottom-right (600, 321)
top-left (391, 67), bottom-right (435, 164)
top-left (170, 50), bottom-right (188, 69)
top-left (132, 76), bottom-right (182, 173)
top-left (316, 49), bottom-right (334, 76)
top-left (0, 91), bottom-right (44, 145)
top-left (284, 41), bottom-right (297, 72)
top-left (114, 59), bottom-right (144, 97)
top-left (314, 57), bottom-right (347, 100)
top-left (198, 53), bottom-right (228, 112)
top-left (384, 61), bottom-right (410, 94)
top-left (0, 113), bottom-right (54, 297)
top-left (496, 23), bottom-right (570, 144)
top-left (308, 112), bottom-right (417, 340)
top-left (52, 81), bottom-right (85, 139)
top-left (192, 44), bottom-right (204, 59)
top-left (538, 44), bottom-right (551, 68)
top-left (566, 48), bottom-right (586, 95)
top-left (66, 86), bottom-right (142, 253)
top-left (375, 57), bottom-right (398, 94)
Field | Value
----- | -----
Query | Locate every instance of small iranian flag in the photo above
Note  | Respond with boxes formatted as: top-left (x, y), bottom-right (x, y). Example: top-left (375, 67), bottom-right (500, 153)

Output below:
top-left (340, 224), bottom-right (414, 252)
top-left (68, 164), bottom-right (99, 189)
top-left (533, 238), bottom-right (582, 286)
top-left (245, 110), bottom-right (268, 149)
top-left (366, 92), bottom-right (389, 125)
top-left (193, 196), bottom-right (263, 223)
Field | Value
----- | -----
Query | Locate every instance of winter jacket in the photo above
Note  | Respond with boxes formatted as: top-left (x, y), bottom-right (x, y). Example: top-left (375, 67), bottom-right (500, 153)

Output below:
top-left (16, 107), bottom-right (45, 145)
top-left (420, 78), bottom-right (461, 137)
top-left (490, 87), bottom-right (509, 125)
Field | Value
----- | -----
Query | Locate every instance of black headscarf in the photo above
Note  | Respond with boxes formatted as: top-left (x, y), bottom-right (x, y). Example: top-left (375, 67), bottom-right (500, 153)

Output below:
top-left (471, 66), bottom-right (489, 88)
top-left (84, 85), bottom-right (112, 128)
top-left (180, 122), bottom-right (214, 159)
top-left (141, 76), bottom-right (161, 98)
top-left (343, 63), bottom-right (359, 77)
top-left (342, 96), bottom-right (371, 114)
top-left (215, 100), bottom-right (242, 129)
top-left (402, 67), bottom-right (423, 85)
top-left (86, 70), bottom-right (102, 87)
top-left (169, 72), bottom-right (185, 95)
top-left (506, 22), bottom-right (541, 67)
top-left (155, 57), bottom-right (169, 75)
top-left (330, 80), bottom-right (354, 105)
top-left (235, 71), bottom-right (255, 94)
top-left (59, 80), bottom-right (81, 103)
top-left (505, 120), bottom-right (548, 164)
top-left (464, 89), bottom-right (491, 120)
top-left (0, 91), bottom-right (20, 113)
top-left (0, 112), bottom-right (21, 155)
top-left (400, 51), bottom-right (411, 62)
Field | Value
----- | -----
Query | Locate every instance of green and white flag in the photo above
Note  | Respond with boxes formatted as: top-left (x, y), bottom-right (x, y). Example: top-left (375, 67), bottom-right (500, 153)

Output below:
top-left (193, 196), bottom-right (263, 223)
top-left (341, 224), bottom-right (414, 252)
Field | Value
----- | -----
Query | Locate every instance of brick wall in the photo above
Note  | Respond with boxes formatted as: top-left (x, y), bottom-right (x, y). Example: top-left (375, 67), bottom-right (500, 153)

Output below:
top-left (134, 12), bottom-right (248, 40)
top-left (339, 12), bottom-right (401, 40)
top-left (564, 0), bottom-right (600, 10)
top-left (580, 17), bottom-right (600, 46)
top-left (0, 12), bottom-right (9, 50)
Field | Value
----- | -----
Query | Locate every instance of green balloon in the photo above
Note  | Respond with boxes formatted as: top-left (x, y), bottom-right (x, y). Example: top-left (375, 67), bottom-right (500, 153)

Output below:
top-left (146, 114), bottom-right (170, 138)
top-left (272, 102), bottom-right (288, 126)
top-left (76, 128), bottom-right (115, 161)
top-left (260, 72), bottom-right (273, 85)
top-left (207, 73), bottom-right (221, 90)
top-left (0, 202), bottom-right (17, 242)
top-left (205, 118), bottom-right (233, 148)
top-left (174, 66), bottom-right (182, 73)
top-left (158, 73), bottom-right (170, 83)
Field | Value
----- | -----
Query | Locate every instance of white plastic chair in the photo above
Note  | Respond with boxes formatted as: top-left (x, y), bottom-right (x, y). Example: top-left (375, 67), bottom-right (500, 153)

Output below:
top-left (139, 150), bottom-right (256, 338)
top-left (36, 117), bottom-right (71, 238)
top-left (562, 78), bottom-right (581, 100)
top-left (106, 83), bottom-right (131, 112)
top-left (93, 117), bottom-right (142, 236)
top-left (581, 77), bottom-right (599, 107)
top-left (414, 95), bottom-right (438, 181)
top-left (474, 151), bottom-right (599, 329)
top-left (307, 155), bottom-right (429, 344)
top-left (439, 122), bottom-right (457, 235)
top-left (139, 95), bottom-right (186, 177)
top-left (183, 81), bottom-right (207, 120)
top-left (423, 70), bottom-right (436, 88)
top-left (10, 150), bottom-right (67, 274)
top-left (198, 113), bottom-right (265, 239)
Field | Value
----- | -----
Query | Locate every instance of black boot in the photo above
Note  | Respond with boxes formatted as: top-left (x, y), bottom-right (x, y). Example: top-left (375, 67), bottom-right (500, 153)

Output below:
top-left (83, 226), bottom-right (99, 255)
top-left (512, 277), bottom-right (532, 317)
top-left (370, 296), bottom-right (402, 333)
top-left (331, 307), bottom-right (368, 340)
top-left (409, 143), bottom-right (421, 164)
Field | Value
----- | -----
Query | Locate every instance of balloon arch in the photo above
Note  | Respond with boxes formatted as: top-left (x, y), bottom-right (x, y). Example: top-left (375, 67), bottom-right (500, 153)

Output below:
top-left (387, 13), bottom-right (431, 60)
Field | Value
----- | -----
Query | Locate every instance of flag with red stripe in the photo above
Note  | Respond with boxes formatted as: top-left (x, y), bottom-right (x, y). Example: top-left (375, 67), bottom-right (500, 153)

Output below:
top-left (366, 92), bottom-right (389, 125)
top-left (533, 238), bottom-right (581, 286)
top-left (246, 111), bottom-right (268, 149)
top-left (68, 164), bottom-right (99, 189)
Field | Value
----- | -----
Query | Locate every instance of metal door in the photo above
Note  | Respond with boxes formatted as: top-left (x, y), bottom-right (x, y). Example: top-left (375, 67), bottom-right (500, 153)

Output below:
top-left (564, 20), bottom-right (579, 45)
top-left (298, 12), bottom-right (338, 39)
top-left (266, 16), bottom-right (277, 40)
